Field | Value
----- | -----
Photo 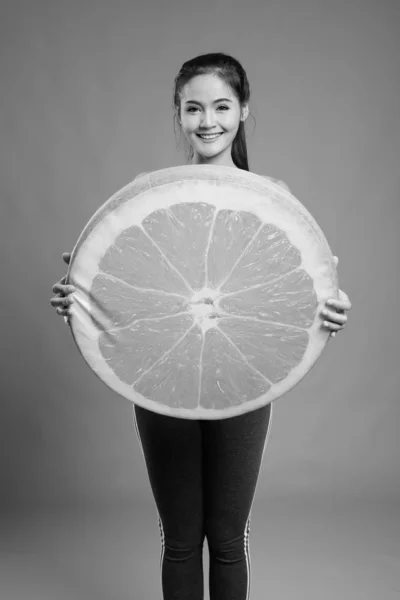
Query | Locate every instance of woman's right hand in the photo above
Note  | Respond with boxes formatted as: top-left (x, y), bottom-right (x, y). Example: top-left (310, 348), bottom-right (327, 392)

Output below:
top-left (50, 252), bottom-right (76, 319)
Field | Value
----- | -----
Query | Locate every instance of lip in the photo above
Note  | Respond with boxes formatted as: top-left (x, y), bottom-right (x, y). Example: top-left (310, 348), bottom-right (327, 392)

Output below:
top-left (196, 133), bottom-right (223, 142)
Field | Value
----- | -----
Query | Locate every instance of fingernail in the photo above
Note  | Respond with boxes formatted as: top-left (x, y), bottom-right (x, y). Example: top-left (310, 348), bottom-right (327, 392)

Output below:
top-left (322, 309), bottom-right (328, 316)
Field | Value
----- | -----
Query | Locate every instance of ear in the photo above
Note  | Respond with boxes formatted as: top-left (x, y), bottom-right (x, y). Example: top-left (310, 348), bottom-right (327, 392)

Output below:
top-left (241, 104), bottom-right (249, 122)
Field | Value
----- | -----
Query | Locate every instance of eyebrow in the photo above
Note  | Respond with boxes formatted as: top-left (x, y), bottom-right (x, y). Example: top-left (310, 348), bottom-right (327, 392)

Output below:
top-left (184, 98), bottom-right (233, 105)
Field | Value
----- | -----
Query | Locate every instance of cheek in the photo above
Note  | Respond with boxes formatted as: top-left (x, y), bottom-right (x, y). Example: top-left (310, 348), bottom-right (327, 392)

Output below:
top-left (181, 120), bottom-right (198, 136)
top-left (223, 113), bottom-right (241, 132)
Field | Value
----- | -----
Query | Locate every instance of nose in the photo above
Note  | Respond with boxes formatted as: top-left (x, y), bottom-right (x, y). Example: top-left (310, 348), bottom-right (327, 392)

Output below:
top-left (200, 110), bottom-right (216, 128)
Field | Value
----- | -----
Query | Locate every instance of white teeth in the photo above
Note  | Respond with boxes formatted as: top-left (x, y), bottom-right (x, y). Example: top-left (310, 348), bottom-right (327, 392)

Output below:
top-left (198, 133), bottom-right (222, 139)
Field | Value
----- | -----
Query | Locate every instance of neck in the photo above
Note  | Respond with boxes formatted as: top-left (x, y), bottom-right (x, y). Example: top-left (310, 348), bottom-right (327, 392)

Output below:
top-left (190, 147), bottom-right (237, 168)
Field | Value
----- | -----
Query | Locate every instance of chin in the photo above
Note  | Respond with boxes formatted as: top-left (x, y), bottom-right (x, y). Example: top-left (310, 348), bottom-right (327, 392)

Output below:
top-left (195, 141), bottom-right (232, 155)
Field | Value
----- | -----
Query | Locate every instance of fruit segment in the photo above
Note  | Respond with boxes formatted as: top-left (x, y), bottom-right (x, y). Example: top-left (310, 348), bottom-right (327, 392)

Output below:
top-left (218, 318), bottom-right (309, 384)
top-left (98, 225), bottom-right (191, 295)
top-left (134, 326), bottom-right (203, 409)
top-left (218, 269), bottom-right (316, 328)
top-left (90, 274), bottom-right (189, 329)
top-left (206, 209), bottom-right (262, 289)
top-left (198, 327), bottom-right (271, 409)
top-left (217, 222), bottom-right (302, 294)
top-left (98, 314), bottom-right (194, 385)
top-left (142, 202), bottom-right (216, 291)
top-left (134, 325), bottom-right (271, 410)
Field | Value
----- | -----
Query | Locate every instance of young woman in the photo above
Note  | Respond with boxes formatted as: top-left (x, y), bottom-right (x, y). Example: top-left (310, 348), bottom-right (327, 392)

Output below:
top-left (50, 53), bottom-right (351, 600)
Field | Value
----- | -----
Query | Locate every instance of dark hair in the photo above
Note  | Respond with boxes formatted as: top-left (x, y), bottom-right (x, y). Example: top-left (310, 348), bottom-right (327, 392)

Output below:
top-left (173, 53), bottom-right (252, 171)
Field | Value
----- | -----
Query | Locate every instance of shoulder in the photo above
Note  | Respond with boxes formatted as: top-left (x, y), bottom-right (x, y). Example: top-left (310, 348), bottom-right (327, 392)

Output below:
top-left (134, 172), bottom-right (149, 180)
top-left (260, 175), bottom-right (291, 193)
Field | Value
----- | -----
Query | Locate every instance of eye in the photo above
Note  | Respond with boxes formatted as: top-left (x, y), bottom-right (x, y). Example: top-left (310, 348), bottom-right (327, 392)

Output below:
top-left (186, 105), bottom-right (230, 114)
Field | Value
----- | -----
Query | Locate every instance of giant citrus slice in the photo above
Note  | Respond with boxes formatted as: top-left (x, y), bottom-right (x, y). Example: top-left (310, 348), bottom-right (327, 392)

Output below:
top-left (66, 165), bottom-right (338, 420)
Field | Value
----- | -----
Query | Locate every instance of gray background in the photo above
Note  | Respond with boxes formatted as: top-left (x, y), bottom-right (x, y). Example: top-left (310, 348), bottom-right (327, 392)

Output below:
top-left (1, 0), bottom-right (399, 598)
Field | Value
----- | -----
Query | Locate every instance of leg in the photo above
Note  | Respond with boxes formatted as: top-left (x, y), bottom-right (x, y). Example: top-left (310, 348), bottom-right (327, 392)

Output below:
top-left (202, 402), bottom-right (274, 600)
top-left (133, 404), bottom-right (206, 600)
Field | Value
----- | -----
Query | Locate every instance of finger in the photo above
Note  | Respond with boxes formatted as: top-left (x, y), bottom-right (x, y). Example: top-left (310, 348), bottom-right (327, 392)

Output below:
top-left (52, 283), bottom-right (76, 294)
top-left (322, 308), bottom-right (348, 324)
top-left (330, 332), bottom-right (336, 338)
top-left (323, 320), bottom-right (343, 331)
top-left (50, 297), bottom-right (62, 307)
top-left (62, 252), bottom-right (71, 265)
top-left (50, 296), bottom-right (73, 307)
top-left (326, 298), bottom-right (352, 311)
top-left (338, 290), bottom-right (352, 310)
top-left (51, 277), bottom-right (67, 292)
top-left (56, 307), bottom-right (70, 317)
top-left (277, 180), bottom-right (291, 193)
top-left (341, 296), bottom-right (352, 310)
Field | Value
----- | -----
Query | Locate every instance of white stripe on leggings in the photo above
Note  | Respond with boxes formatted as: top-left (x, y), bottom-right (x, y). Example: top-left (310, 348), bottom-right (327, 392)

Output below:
top-left (245, 400), bottom-right (274, 600)
top-left (132, 406), bottom-right (166, 573)
top-left (132, 401), bottom-right (274, 599)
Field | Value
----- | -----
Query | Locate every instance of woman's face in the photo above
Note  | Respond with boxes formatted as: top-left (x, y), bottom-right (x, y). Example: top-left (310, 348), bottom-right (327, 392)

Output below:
top-left (178, 74), bottom-right (248, 167)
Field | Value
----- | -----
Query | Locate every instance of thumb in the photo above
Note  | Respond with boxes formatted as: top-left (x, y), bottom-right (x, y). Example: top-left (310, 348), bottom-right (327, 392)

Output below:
top-left (333, 255), bottom-right (339, 267)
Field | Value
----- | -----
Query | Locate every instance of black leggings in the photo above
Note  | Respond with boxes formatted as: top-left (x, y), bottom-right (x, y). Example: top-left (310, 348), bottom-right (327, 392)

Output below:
top-left (133, 401), bottom-right (273, 600)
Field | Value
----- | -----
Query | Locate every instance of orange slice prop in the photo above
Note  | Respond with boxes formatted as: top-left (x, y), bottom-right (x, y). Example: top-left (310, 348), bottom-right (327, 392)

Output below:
top-left (66, 165), bottom-right (338, 420)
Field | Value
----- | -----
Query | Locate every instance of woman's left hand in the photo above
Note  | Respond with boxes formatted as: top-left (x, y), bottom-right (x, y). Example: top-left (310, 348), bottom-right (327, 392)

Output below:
top-left (321, 256), bottom-right (352, 339)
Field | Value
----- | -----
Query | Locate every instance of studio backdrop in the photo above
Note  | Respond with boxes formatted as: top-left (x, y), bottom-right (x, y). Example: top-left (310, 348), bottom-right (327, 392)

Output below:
top-left (0, 0), bottom-right (399, 513)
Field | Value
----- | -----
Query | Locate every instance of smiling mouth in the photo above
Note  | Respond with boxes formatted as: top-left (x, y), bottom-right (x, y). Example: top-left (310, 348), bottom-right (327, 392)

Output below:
top-left (196, 133), bottom-right (223, 140)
